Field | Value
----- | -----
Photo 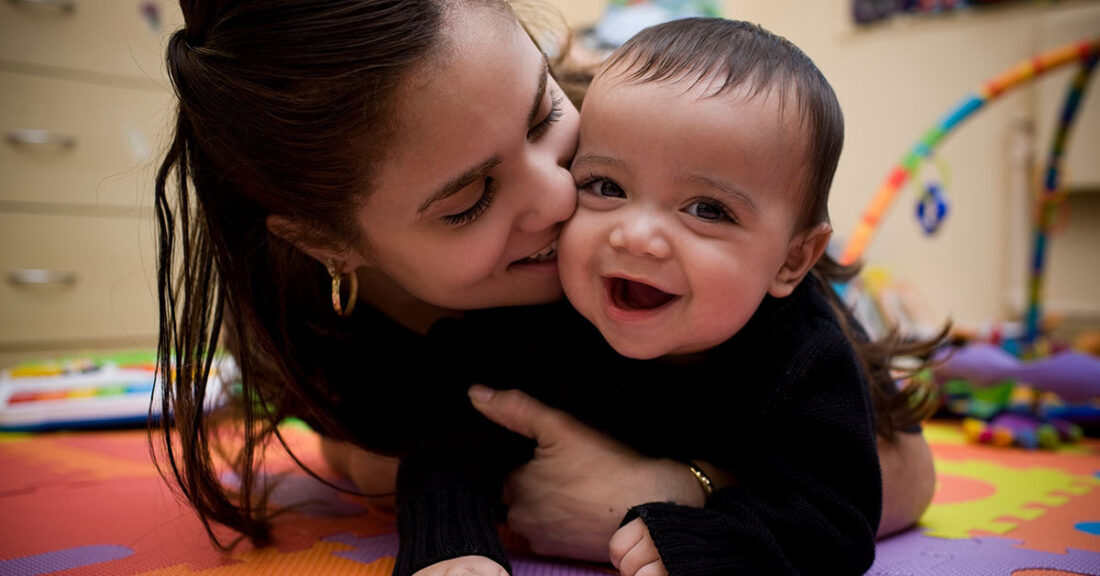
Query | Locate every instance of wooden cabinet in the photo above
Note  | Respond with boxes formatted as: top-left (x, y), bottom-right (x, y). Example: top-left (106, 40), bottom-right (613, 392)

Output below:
top-left (0, 0), bottom-right (171, 82)
top-left (0, 212), bottom-right (157, 345)
top-left (0, 0), bottom-right (180, 367)
top-left (0, 71), bottom-right (172, 209)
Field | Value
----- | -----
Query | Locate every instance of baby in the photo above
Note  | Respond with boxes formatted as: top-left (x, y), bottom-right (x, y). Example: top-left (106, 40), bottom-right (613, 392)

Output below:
top-left (552, 17), bottom-right (879, 575)
top-left (407, 17), bottom-right (897, 576)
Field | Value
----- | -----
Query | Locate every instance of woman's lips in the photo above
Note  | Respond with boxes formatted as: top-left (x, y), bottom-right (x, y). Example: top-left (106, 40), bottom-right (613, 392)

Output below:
top-left (509, 240), bottom-right (558, 269)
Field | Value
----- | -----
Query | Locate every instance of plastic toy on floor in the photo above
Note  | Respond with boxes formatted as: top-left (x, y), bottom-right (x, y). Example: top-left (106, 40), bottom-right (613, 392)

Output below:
top-left (935, 375), bottom-right (1090, 450)
top-left (962, 413), bottom-right (1083, 450)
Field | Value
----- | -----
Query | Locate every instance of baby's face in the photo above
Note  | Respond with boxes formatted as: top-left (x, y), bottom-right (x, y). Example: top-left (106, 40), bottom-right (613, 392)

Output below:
top-left (559, 74), bottom-right (809, 359)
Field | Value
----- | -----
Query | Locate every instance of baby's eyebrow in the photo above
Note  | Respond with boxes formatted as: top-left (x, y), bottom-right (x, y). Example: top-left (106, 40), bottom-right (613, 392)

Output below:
top-left (572, 152), bottom-right (627, 170)
top-left (687, 174), bottom-right (759, 216)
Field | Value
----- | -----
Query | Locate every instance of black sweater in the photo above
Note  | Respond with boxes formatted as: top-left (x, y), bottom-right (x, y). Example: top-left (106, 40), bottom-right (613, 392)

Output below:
top-left (323, 277), bottom-right (882, 576)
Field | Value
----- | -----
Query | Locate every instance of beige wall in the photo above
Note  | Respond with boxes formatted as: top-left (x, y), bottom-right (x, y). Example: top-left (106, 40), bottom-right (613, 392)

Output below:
top-left (549, 0), bottom-right (1100, 329)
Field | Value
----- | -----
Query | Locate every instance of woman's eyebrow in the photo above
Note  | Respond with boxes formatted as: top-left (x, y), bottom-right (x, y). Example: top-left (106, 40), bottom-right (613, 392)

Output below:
top-left (526, 59), bottom-right (550, 128)
top-left (418, 155), bottom-right (502, 215)
top-left (418, 59), bottom-right (548, 216)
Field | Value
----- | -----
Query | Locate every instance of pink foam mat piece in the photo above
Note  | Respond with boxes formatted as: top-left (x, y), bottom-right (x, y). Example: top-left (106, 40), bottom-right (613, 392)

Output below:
top-left (4, 425), bottom-right (1100, 575)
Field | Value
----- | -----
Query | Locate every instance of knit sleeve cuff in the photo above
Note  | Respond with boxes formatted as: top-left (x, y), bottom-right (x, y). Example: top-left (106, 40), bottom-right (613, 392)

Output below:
top-left (623, 501), bottom-right (756, 575)
top-left (394, 485), bottom-right (510, 576)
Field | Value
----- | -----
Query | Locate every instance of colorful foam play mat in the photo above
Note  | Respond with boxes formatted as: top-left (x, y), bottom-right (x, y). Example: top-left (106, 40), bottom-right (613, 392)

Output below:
top-left (2, 420), bottom-right (1099, 575)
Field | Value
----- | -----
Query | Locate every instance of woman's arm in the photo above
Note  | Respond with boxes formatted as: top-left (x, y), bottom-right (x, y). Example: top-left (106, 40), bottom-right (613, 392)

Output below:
top-left (321, 388), bottom-right (938, 562)
top-left (319, 436), bottom-right (399, 509)
top-left (472, 387), bottom-right (937, 552)
top-left (877, 430), bottom-right (936, 538)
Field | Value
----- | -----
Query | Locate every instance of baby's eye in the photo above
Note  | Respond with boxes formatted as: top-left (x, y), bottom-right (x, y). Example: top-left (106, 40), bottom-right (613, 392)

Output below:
top-left (685, 199), bottom-right (730, 222)
top-left (588, 179), bottom-right (626, 198)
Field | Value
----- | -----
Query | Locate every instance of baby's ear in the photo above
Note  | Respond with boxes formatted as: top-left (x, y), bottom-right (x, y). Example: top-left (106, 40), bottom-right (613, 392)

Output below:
top-left (266, 214), bottom-right (367, 272)
top-left (769, 222), bottom-right (832, 298)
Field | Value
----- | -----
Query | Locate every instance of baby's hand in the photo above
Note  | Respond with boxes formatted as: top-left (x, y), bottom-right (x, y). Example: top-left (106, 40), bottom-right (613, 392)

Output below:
top-left (411, 555), bottom-right (508, 576)
top-left (609, 518), bottom-right (668, 576)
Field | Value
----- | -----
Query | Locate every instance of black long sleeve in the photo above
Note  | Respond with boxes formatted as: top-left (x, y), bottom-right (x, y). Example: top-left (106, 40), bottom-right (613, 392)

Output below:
top-left (389, 317), bottom-right (535, 576)
top-left (327, 276), bottom-right (882, 576)
top-left (307, 307), bottom-right (533, 576)
top-left (624, 331), bottom-right (881, 575)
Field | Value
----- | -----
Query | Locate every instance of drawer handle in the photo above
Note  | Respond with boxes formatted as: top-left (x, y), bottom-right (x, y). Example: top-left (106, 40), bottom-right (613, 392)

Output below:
top-left (5, 129), bottom-right (77, 150)
top-left (6, 0), bottom-right (76, 13)
top-left (8, 268), bottom-right (78, 287)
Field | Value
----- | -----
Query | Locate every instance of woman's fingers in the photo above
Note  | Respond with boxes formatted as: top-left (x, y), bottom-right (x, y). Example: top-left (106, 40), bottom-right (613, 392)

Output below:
top-left (468, 385), bottom-right (576, 447)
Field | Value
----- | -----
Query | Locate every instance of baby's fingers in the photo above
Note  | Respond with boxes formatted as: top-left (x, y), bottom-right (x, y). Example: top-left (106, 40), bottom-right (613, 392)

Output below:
top-left (411, 555), bottom-right (508, 576)
top-left (609, 519), bottom-right (667, 576)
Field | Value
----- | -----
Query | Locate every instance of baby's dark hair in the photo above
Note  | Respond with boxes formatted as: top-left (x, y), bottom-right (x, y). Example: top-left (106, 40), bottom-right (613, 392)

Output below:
top-left (601, 18), bottom-right (947, 438)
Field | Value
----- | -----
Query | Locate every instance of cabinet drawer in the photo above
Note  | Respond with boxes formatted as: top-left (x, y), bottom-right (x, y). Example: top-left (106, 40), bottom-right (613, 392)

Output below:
top-left (0, 0), bottom-right (180, 82)
top-left (1, 70), bottom-right (173, 209)
top-left (0, 212), bottom-right (157, 345)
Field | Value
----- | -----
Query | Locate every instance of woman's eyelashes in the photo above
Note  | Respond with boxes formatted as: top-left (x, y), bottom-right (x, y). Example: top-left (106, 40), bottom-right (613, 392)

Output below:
top-left (527, 89), bottom-right (564, 141)
top-left (441, 177), bottom-right (496, 226)
top-left (439, 88), bottom-right (562, 228)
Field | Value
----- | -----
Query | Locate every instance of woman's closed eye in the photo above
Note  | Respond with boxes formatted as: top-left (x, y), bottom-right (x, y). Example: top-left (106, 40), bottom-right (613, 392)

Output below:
top-left (527, 89), bottom-right (564, 141)
top-left (441, 177), bottom-right (496, 226)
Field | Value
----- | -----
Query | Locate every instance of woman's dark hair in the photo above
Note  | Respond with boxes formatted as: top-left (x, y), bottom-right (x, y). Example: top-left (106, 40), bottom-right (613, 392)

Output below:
top-left (602, 18), bottom-right (949, 439)
top-left (150, 0), bottom-right (582, 550)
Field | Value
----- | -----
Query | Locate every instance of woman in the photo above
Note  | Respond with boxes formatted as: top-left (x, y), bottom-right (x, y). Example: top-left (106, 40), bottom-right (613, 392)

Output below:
top-left (153, 0), bottom-right (935, 571)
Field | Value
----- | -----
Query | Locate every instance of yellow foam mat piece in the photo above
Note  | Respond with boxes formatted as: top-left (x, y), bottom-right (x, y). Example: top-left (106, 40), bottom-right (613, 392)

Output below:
top-left (919, 458), bottom-right (1099, 539)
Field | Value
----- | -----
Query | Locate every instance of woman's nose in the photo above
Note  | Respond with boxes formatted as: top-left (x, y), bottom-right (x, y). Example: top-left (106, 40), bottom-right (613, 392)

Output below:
top-left (514, 161), bottom-right (577, 233)
top-left (608, 214), bottom-right (671, 259)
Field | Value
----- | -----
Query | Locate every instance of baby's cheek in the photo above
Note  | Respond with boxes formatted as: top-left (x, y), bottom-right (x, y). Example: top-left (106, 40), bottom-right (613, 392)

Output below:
top-left (557, 220), bottom-right (591, 299)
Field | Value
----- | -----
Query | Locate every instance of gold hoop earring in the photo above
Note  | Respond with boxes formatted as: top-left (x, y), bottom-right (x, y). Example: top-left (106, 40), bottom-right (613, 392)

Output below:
top-left (327, 261), bottom-right (357, 317)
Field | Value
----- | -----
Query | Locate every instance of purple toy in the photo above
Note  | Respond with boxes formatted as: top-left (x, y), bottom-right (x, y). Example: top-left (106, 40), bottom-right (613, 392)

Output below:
top-left (934, 343), bottom-right (1100, 403)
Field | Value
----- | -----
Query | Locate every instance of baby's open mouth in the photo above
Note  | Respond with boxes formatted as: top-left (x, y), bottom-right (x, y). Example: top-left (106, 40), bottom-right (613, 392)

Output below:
top-left (607, 277), bottom-right (678, 310)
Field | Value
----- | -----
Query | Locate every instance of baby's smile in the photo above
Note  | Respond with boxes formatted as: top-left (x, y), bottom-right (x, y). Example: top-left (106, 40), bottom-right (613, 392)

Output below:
top-left (604, 277), bottom-right (679, 311)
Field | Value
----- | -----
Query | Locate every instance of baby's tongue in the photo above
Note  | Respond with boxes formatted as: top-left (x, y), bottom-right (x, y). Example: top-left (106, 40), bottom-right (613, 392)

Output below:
top-left (621, 279), bottom-right (674, 310)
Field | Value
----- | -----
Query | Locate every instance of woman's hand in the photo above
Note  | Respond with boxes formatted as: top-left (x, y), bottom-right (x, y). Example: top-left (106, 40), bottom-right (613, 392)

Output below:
top-left (468, 385), bottom-right (707, 562)
top-left (411, 556), bottom-right (508, 576)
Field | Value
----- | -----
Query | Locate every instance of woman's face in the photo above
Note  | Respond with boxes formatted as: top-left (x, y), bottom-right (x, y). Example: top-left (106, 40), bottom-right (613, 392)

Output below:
top-left (355, 5), bottom-right (579, 312)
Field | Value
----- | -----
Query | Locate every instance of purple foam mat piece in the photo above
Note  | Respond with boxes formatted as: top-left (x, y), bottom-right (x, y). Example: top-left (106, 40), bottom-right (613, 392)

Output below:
top-left (0, 545), bottom-right (133, 576)
top-left (325, 532), bottom-right (400, 565)
top-left (935, 343), bottom-right (1100, 402)
top-left (325, 533), bottom-right (614, 575)
top-left (869, 530), bottom-right (1100, 575)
